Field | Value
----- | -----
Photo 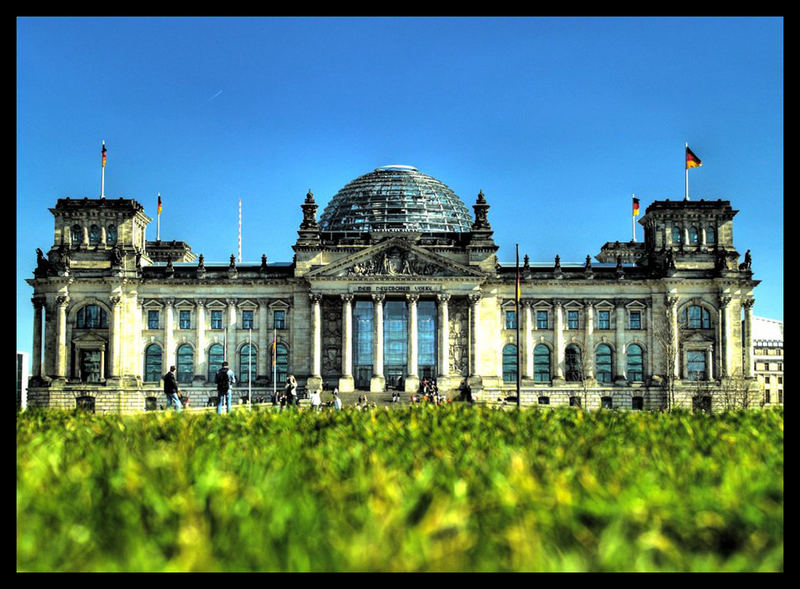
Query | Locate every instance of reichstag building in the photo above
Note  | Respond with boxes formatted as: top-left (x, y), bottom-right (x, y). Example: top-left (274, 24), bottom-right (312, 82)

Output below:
top-left (26, 165), bottom-right (760, 412)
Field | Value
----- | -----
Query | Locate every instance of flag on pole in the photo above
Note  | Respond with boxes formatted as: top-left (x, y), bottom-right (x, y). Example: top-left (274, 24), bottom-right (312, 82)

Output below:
top-left (101, 142), bottom-right (107, 167)
top-left (686, 145), bottom-right (702, 169)
top-left (633, 196), bottom-right (640, 217)
top-left (157, 194), bottom-right (162, 215)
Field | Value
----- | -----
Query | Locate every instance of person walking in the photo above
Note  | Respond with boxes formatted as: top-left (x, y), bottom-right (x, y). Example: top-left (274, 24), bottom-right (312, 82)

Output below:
top-left (332, 389), bottom-right (342, 410)
top-left (163, 365), bottom-right (182, 412)
top-left (284, 375), bottom-right (298, 407)
top-left (310, 388), bottom-right (322, 411)
top-left (215, 361), bottom-right (235, 414)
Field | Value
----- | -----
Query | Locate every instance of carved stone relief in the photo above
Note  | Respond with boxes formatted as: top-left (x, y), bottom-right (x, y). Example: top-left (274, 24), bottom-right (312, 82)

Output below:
top-left (344, 247), bottom-right (454, 277)
top-left (448, 297), bottom-right (469, 376)
top-left (321, 296), bottom-right (342, 378)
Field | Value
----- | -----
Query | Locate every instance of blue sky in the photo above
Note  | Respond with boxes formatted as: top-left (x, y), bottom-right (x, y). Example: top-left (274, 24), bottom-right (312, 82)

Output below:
top-left (17, 17), bottom-right (783, 358)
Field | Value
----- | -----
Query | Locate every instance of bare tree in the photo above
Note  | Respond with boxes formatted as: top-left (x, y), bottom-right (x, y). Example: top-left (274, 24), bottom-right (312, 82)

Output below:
top-left (652, 298), bottom-right (681, 412)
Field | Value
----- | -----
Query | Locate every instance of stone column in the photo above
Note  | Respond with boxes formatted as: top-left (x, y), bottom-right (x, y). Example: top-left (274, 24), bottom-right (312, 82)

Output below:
top-left (31, 297), bottom-right (44, 378)
top-left (54, 295), bottom-right (69, 379)
top-left (195, 300), bottom-right (207, 381)
top-left (718, 296), bottom-right (732, 378)
top-left (339, 294), bottom-right (355, 393)
top-left (108, 295), bottom-right (122, 379)
top-left (468, 294), bottom-right (481, 378)
top-left (666, 296), bottom-right (680, 379)
top-left (614, 299), bottom-right (626, 383)
top-left (370, 294), bottom-right (385, 392)
top-left (553, 300), bottom-right (565, 382)
top-left (437, 294), bottom-right (451, 378)
top-left (258, 299), bottom-right (268, 381)
top-left (405, 294), bottom-right (420, 393)
top-left (743, 299), bottom-right (755, 379)
top-left (523, 300), bottom-right (534, 380)
top-left (584, 300), bottom-right (595, 380)
top-left (309, 293), bottom-right (322, 378)
top-left (164, 298), bottom-right (175, 373)
top-left (706, 347), bottom-right (714, 381)
top-left (226, 299), bottom-right (237, 364)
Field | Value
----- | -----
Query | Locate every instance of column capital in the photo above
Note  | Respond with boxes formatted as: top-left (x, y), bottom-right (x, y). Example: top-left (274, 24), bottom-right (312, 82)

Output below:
top-left (468, 293), bottom-right (482, 304)
top-left (31, 296), bottom-right (46, 309)
top-left (614, 298), bottom-right (627, 308)
top-left (340, 293), bottom-right (354, 303)
top-left (371, 293), bottom-right (386, 303)
top-left (521, 298), bottom-right (534, 308)
top-left (552, 299), bottom-right (563, 308)
top-left (309, 293), bottom-right (323, 304)
top-left (743, 298), bottom-right (755, 310)
top-left (437, 293), bottom-right (452, 303)
top-left (195, 298), bottom-right (206, 308)
top-left (55, 295), bottom-right (69, 307)
top-left (718, 295), bottom-right (732, 308)
top-left (406, 293), bottom-right (420, 304)
top-left (583, 299), bottom-right (596, 309)
top-left (665, 295), bottom-right (679, 309)
top-left (109, 295), bottom-right (122, 307)
top-left (226, 298), bottom-right (238, 307)
top-left (164, 297), bottom-right (175, 308)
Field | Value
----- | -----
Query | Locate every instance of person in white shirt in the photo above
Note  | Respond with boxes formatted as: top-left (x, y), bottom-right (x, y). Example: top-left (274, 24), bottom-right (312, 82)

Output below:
top-left (332, 389), bottom-right (342, 410)
top-left (310, 388), bottom-right (322, 411)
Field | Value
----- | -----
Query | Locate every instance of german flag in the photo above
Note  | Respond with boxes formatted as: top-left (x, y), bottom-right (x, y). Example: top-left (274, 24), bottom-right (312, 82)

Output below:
top-left (101, 142), bottom-right (107, 167)
top-left (686, 145), bottom-right (702, 169)
top-left (157, 194), bottom-right (162, 215)
top-left (633, 196), bottom-right (640, 217)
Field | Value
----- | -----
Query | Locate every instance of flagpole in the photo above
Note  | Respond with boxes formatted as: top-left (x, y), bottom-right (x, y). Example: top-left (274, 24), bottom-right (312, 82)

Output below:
top-left (685, 142), bottom-right (690, 201)
top-left (515, 243), bottom-right (521, 409)
top-left (100, 141), bottom-right (106, 199)
top-left (248, 328), bottom-right (252, 411)
top-left (272, 328), bottom-right (277, 401)
top-left (238, 199), bottom-right (242, 263)
top-left (157, 193), bottom-right (161, 241)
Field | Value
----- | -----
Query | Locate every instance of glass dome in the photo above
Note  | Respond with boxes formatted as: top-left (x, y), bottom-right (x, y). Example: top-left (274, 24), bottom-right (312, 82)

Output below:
top-left (318, 166), bottom-right (474, 233)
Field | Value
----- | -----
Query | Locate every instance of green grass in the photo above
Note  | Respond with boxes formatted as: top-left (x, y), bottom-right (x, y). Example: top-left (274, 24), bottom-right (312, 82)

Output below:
top-left (17, 405), bottom-right (783, 572)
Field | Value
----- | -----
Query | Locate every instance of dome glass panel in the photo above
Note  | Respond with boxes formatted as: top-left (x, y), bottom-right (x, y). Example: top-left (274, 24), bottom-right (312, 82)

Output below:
top-left (319, 166), bottom-right (473, 233)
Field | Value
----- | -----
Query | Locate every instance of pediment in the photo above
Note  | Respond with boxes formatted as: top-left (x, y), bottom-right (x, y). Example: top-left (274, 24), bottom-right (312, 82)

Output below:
top-left (72, 332), bottom-right (107, 344)
top-left (306, 237), bottom-right (485, 279)
top-left (684, 332), bottom-right (713, 343)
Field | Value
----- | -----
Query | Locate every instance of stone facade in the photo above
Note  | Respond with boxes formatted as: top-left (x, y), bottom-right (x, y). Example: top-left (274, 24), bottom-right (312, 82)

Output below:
top-left (26, 172), bottom-right (761, 413)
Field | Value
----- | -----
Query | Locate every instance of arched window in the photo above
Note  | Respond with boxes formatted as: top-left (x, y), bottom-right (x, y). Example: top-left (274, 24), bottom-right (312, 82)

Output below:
top-left (565, 344), bottom-right (582, 381)
top-left (688, 227), bottom-right (699, 245)
top-left (705, 226), bottom-right (716, 245)
top-left (239, 344), bottom-right (256, 384)
top-left (107, 224), bottom-right (118, 245)
top-left (144, 344), bottom-right (163, 383)
top-left (71, 224), bottom-right (83, 245)
top-left (89, 224), bottom-right (101, 245)
top-left (176, 344), bottom-right (194, 384)
top-left (683, 305), bottom-right (711, 329)
top-left (207, 344), bottom-right (224, 381)
top-left (671, 226), bottom-right (681, 245)
top-left (275, 344), bottom-right (289, 384)
top-left (595, 344), bottom-right (613, 383)
top-left (534, 344), bottom-right (551, 383)
top-left (626, 344), bottom-right (644, 382)
top-left (502, 344), bottom-right (518, 383)
top-left (76, 304), bottom-right (108, 329)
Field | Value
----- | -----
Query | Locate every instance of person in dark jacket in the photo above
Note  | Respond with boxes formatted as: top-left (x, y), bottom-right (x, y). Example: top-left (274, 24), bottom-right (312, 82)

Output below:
top-left (215, 361), bottom-right (236, 415)
top-left (163, 365), bottom-right (182, 412)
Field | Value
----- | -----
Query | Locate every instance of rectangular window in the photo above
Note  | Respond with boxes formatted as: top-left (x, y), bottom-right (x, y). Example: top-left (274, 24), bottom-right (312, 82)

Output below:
top-left (630, 311), bottom-right (641, 330)
top-left (567, 310), bottom-right (579, 330)
top-left (687, 351), bottom-right (706, 381)
top-left (242, 310), bottom-right (254, 330)
top-left (211, 310), bottom-right (223, 330)
top-left (598, 310), bottom-right (610, 330)
top-left (179, 310), bottom-right (191, 330)
top-left (148, 310), bottom-right (159, 329)
top-left (538, 396), bottom-right (550, 405)
top-left (569, 396), bottom-right (581, 407)
top-left (601, 396), bottom-right (613, 409)
top-left (274, 310), bottom-right (286, 329)
top-left (505, 310), bottom-right (517, 330)
top-left (632, 396), bottom-right (644, 410)
top-left (765, 376), bottom-right (771, 385)
top-left (536, 311), bottom-right (548, 329)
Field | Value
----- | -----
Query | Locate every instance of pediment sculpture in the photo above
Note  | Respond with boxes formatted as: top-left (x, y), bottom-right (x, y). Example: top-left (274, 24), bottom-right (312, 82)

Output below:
top-left (344, 247), bottom-right (454, 277)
